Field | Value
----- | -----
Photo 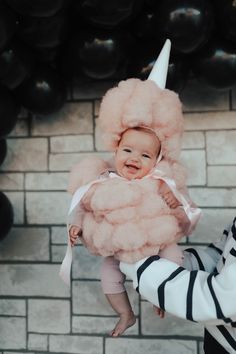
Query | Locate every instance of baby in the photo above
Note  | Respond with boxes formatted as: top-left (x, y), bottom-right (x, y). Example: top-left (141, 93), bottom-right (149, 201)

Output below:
top-left (69, 127), bottom-right (192, 337)
top-left (61, 40), bottom-right (201, 338)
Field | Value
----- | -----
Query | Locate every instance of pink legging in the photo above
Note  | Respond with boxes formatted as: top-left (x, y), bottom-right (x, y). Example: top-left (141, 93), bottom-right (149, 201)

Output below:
top-left (101, 256), bottom-right (126, 294)
top-left (100, 244), bottom-right (183, 295)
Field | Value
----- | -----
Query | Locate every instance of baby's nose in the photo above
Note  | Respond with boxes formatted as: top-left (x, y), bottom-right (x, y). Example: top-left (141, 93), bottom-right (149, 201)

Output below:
top-left (129, 155), bottom-right (140, 164)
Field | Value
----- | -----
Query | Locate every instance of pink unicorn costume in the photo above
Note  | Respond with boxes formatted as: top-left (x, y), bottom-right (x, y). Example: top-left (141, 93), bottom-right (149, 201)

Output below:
top-left (60, 40), bottom-right (201, 291)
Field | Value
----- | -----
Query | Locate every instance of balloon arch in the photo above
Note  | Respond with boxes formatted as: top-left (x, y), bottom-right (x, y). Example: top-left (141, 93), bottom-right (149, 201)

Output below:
top-left (0, 0), bottom-right (235, 116)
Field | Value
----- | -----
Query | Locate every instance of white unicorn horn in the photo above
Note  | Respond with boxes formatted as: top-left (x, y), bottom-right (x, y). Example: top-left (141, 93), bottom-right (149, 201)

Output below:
top-left (148, 39), bottom-right (171, 89)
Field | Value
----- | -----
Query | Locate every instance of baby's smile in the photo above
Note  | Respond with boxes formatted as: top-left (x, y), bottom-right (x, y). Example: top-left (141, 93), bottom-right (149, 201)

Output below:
top-left (125, 163), bottom-right (140, 172)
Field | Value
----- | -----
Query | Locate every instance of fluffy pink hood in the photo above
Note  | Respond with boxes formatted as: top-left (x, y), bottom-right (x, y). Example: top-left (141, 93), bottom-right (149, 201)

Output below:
top-left (98, 78), bottom-right (184, 161)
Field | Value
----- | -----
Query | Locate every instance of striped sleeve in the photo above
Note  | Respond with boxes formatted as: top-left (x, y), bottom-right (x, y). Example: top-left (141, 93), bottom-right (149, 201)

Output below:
top-left (183, 230), bottom-right (228, 272)
top-left (120, 255), bottom-right (236, 325)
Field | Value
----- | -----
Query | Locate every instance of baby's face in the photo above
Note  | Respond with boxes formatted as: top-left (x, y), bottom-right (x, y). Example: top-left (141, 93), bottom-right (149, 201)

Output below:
top-left (115, 128), bottom-right (161, 180)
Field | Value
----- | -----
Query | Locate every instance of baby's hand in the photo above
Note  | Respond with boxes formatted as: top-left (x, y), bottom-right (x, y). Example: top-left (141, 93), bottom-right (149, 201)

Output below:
top-left (162, 190), bottom-right (180, 209)
top-left (69, 225), bottom-right (82, 246)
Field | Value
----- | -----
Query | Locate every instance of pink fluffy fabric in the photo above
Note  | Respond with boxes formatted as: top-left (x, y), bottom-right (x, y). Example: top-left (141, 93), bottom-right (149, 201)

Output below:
top-left (98, 79), bottom-right (184, 161)
top-left (68, 157), bottom-right (188, 263)
top-left (67, 156), bottom-right (109, 195)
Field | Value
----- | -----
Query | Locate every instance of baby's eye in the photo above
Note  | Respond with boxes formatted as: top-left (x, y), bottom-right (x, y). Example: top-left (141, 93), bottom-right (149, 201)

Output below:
top-left (142, 154), bottom-right (150, 158)
top-left (123, 148), bottom-right (131, 153)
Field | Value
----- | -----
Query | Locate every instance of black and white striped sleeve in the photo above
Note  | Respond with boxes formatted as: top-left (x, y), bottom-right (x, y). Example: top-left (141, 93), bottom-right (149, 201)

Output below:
top-left (120, 255), bottom-right (236, 325)
top-left (183, 230), bottom-right (228, 272)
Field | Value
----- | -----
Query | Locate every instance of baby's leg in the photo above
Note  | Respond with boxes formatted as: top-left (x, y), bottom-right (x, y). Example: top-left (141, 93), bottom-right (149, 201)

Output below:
top-left (106, 292), bottom-right (136, 337)
top-left (101, 257), bottom-right (136, 337)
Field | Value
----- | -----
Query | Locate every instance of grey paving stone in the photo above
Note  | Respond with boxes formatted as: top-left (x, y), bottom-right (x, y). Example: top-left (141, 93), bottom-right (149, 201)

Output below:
top-left (105, 337), bottom-right (197, 354)
top-left (51, 226), bottom-right (68, 244)
top-left (49, 334), bottom-right (103, 354)
top-left (28, 334), bottom-right (48, 351)
top-left (0, 138), bottom-right (48, 171)
top-left (72, 280), bottom-right (113, 316)
top-left (26, 191), bottom-right (70, 224)
top-left (182, 132), bottom-right (205, 149)
top-left (189, 188), bottom-right (236, 207)
top-left (95, 117), bottom-right (106, 151)
top-left (184, 111), bottom-right (236, 131)
top-left (0, 317), bottom-right (26, 349)
top-left (0, 173), bottom-right (24, 190)
top-left (49, 151), bottom-right (112, 171)
top-left (206, 130), bottom-right (236, 165)
top-left (181, 150), bottom-right (206, 186)
top-left (31, 103), bottom-right (93, 136)
top-left (208, 166), bottom-right (236, 187)
top-left (50, 135), bottom-right (94, 153)
top-left (0, 264), bottom-right (69, 297)
top-left (25, 172), bottom-right (68, 190)
top-left (52, 245), bottom-right (67, 263)
top-left (0, 227), bottom-right (50, 261)
top-left (0, 299), bottom-right (26, 316)
top-left (28, 299), bottom-right (70, 333)
top-left (72, 315), bottom-right (138, 335)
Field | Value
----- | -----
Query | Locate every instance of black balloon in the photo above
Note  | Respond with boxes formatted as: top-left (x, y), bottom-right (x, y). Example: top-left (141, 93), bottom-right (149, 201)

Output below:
top-left (0, 0), bottom-right (17, 51)
top-left (0, 41), bottom-right (34, 90)
top-left (127, 42), bottom-right (162, 79)
top-left (35, 46), bottom-right (59, 64)
top-left (0, 192), bottom-right (14, 241)
top-left (18, 11), bottom-right (68, 49)
top-left (0, 87), bottom-right (20, 138)
top-left (131, 8), bottom-right (157, 40)
top-left (5, 0), bottom-right (65, 17)
top-left (166, 56), bottom-right (189, 92)
top-left (61, 30), bottom-right (130, 81)
top-left (214, 0), bottom-right (236, 43)
top-left (192, 40), bottom-right (236, 90)
top-left (154, 0), bottom-right (214, 53)
top-left (73, 0), bottom-right (144, 29)
top-left (144, 0), bottom-right (159, 11)
top-left (0, 139), bottom-right (7, 165)
top-left (15, 66), bottom-right (67, 115)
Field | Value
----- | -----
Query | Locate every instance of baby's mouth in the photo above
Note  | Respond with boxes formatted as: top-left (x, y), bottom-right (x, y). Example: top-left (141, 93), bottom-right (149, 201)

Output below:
top-left (125, 163), bottom-right (139, 172)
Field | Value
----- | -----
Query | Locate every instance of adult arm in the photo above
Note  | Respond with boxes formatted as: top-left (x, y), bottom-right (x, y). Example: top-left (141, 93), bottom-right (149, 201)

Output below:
top-left (120, 227), bottom-right (236, 325)
top-left (120, 254), bottom-right (236, 325)
top-left (183, 228), bottom-right (228, 272)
